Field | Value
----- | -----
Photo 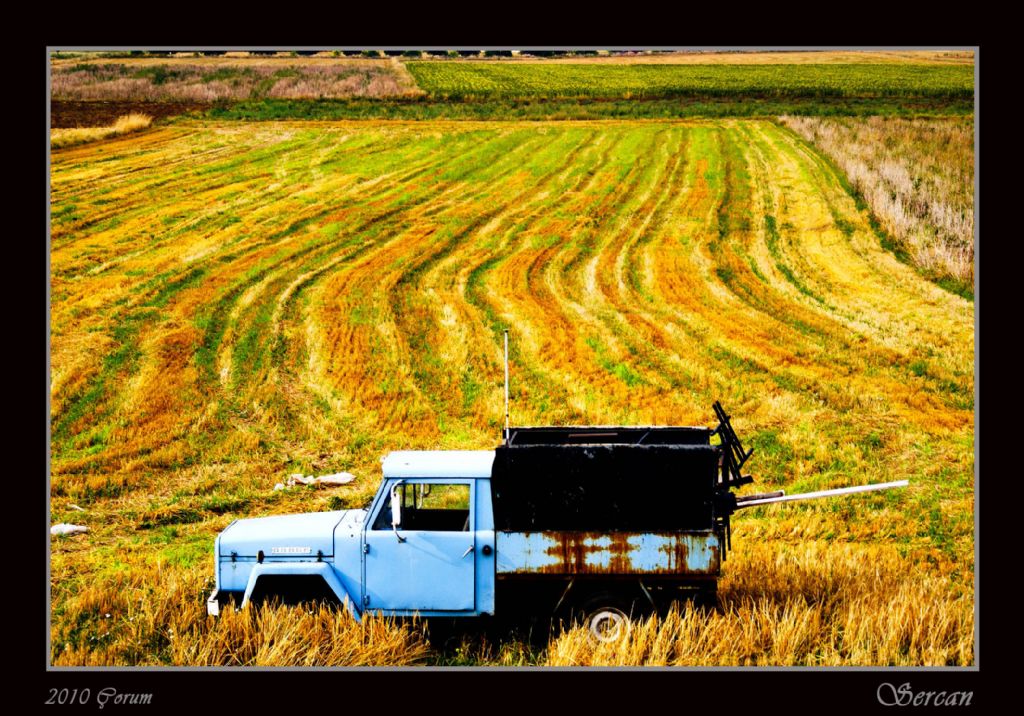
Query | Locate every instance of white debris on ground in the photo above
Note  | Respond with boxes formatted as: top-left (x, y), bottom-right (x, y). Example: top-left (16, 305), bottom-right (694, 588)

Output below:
top-left (277, 472), bottom-right (356, 490)
top-left (68, 504), bottom-right (85, 512)
top-left (313, 472), bottom-right (355, 486)
top-left (51, 523), bottom-right (88, 536)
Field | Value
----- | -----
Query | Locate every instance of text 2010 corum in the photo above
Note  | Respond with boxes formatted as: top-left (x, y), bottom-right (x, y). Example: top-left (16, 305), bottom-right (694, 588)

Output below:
top-left (207, 398), bottom-right (906, 643)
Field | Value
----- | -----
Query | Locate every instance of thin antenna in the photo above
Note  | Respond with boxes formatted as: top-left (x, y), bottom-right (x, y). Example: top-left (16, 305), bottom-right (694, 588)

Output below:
top-left (504, 329), bottom-right (510, 444)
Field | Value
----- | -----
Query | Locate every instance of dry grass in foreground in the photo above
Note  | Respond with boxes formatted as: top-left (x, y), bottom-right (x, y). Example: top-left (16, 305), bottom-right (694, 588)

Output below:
top-left (51, 113), bottom-right (152, 149)
top-left (51, 564), bottom-right (430, 666)
top-left (780, 116), bottom-right (974, 291)
top-left (50, 539), bottom-right (971, 666)
top-left (544, 542), bottom-right (972, 666)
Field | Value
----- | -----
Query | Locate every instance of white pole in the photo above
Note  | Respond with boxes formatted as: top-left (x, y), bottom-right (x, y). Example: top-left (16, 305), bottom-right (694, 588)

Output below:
top-left (738, 480), bottom-right (909, 507)
top-left (504, 329), bottom-right (510, 442)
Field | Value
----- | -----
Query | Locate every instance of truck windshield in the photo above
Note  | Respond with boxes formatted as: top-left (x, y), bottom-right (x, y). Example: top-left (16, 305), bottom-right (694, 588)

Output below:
top-left (372, 482), bottom-right (471, 532)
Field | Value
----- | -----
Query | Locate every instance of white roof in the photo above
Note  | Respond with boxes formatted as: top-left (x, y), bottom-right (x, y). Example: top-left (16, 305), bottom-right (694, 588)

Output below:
top-left (381, 450), bottom-right (495, 479)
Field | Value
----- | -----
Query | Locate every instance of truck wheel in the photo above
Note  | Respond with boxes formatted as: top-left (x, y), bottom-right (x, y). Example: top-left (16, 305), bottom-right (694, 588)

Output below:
top-left (579, 593), bottom-right (642, 644)
top-left (586, 604), bottom-right (629, 644)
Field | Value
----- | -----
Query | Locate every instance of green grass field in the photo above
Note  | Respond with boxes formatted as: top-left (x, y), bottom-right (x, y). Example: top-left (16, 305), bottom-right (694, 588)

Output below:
top-left (204, 63), bottom-right (974, 122)
top-left (406, 63), bottom-right (974, 100)
top-left (204, 95), bottom-right (973, 122)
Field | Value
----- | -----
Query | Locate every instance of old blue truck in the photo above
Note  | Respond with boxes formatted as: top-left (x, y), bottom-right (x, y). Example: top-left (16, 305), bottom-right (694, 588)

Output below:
top-left (206, 403), bottom-right (905, 641)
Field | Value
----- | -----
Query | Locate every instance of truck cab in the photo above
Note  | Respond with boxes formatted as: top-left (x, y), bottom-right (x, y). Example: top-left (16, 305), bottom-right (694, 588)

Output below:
top-left (208, 450), bottom-right (497, 620)
top-left (361, 450), bottom-right (497, 616)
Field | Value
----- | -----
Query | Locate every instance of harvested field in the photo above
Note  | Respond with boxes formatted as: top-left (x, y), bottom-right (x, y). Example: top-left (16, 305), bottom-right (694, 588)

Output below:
top-left (780, 116), bottom-right (974, 293)
top-left (49, 119), bottom-right (974, 666)
top-left (51, 113), bottom-right (152, 149)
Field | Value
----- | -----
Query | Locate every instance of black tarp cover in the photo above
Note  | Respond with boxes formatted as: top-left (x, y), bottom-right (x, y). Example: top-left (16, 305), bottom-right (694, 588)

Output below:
top-left (491, 444), bottom-right (720, 532)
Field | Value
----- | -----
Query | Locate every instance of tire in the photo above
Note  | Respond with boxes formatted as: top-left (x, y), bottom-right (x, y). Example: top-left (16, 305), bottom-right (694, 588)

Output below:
top-left (578, 591), bottom-right (648, 645)
top-left (585, 604), bottom-right (630, 644)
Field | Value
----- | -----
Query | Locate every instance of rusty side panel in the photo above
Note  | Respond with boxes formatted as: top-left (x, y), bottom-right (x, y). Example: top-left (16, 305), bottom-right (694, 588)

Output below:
top-left (495, 531), bottom-right (720, 576)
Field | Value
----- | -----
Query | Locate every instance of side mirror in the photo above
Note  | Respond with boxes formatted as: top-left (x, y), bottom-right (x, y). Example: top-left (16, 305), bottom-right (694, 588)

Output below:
top-left (390, 483), bottom-right (406, 543)
top-left (390, 486), bottom-right (401, 526)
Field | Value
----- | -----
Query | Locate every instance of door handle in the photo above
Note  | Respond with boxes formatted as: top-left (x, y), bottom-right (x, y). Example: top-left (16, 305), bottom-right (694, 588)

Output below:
top-left (461, 545), bottom-right (474, 558)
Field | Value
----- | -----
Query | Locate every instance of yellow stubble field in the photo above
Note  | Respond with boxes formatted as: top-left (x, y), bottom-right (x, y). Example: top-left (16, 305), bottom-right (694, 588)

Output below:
top-left (49, 119), bottom-right (974, 665)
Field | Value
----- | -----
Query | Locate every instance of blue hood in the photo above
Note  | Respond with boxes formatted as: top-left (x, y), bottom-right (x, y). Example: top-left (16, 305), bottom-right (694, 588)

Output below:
top-left (219, 509), bottom-right (364, 558)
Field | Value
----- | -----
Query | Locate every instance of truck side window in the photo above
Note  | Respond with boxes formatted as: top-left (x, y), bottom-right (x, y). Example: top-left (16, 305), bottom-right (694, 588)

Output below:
top-left (372, 482), bottom-right (470, 531)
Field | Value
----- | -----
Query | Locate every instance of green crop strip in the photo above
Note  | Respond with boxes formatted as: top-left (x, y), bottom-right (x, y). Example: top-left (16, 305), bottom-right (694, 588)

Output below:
top-left (204, 96), bottom-right (973, 122)
top-left (406, 63), bottom-right (973, 101)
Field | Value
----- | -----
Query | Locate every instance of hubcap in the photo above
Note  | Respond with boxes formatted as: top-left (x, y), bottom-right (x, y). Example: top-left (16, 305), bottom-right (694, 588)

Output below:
top-left (589, 608), bottom-right (628, 643)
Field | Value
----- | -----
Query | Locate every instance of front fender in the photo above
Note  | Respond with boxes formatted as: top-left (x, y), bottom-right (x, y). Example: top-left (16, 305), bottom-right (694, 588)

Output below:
top-left (240, 562), bottom-right (362, 623)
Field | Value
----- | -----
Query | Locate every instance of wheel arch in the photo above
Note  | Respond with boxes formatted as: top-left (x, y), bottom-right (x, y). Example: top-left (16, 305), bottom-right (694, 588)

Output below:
top-left (240, 562), bottom-right (362, 622)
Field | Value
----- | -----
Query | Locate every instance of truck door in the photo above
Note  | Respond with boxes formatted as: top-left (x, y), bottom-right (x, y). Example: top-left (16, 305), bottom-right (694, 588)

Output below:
top-left (363, 479), bottom-right (475, 612)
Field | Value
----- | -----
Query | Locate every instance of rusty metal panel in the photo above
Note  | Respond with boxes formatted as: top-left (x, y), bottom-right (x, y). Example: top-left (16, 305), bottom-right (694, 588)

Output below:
top-left (495, 531), bottom-right (720, 576)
